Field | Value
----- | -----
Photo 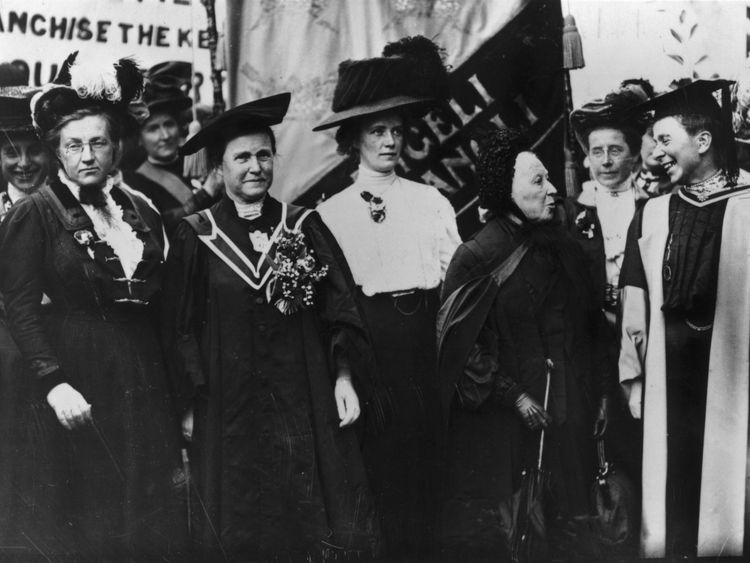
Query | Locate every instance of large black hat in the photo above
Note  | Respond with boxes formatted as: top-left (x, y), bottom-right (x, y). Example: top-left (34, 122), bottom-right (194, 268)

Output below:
top-left (180, 92), bottom-right (291, 156)
top-left (636, 79), bottom-right (737, 183)
top-left (0, 61), bottom-right (28, 87)
top-left (570, 86), bottom-right (649, 149)
top-left (313, 35), bottom-right (449, 131)
top-left (31, 51), bottom-right (144, 137)
top-left (0, 85), bottom-right (41, 134)
top-left (141, 61), bottom-right (192, 117)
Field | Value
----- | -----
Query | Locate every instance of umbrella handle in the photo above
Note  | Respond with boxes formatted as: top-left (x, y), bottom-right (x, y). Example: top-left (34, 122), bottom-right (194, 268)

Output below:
top-left (537, 359), bottom-right (553, 470)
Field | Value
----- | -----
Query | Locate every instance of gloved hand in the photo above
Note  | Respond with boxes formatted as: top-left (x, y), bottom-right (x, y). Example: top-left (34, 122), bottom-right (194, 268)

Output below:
top-left (514, 392), bottom-right (552, 430)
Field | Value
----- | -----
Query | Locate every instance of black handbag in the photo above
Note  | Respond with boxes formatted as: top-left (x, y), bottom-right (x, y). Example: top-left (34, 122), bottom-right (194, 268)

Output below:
top-left (590, 438), bottom-right (637, 545)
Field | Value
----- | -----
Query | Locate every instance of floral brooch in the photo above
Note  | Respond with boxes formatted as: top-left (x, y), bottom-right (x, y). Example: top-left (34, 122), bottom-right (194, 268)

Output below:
top-left (73, 228), bottom-right (96, 259)
top-left (266, 230), bottom-right (328, 315)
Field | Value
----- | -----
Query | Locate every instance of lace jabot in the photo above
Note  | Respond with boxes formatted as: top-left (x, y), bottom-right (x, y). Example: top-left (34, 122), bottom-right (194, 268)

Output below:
top-left (59, 171), bottom-right (144, 278)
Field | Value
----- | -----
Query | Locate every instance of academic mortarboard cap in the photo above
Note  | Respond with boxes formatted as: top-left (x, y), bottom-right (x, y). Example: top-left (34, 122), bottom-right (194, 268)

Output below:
top-left (180, 92), bottom-right (291, 156)
top-left (639, 79), bottom-right (734, 121)
top-left (637, 79), bottom-right (738, 184)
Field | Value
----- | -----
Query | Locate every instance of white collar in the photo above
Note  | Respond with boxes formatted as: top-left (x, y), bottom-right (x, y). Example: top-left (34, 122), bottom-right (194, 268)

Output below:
top-left (356, 164), bottom-right (398, 194)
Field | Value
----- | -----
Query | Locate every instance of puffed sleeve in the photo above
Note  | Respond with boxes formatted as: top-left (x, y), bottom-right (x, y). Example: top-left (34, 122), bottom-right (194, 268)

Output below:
top-left (301, 211), bottom-right (375, 388)
top-left (160, 219), bottom-right (208, 413)
top-left (435, 192), bottom-right (462, 279)
top-left (618, 207), bottom-right (649, 418)
top-left (0, 198), bottom-right (66, 394)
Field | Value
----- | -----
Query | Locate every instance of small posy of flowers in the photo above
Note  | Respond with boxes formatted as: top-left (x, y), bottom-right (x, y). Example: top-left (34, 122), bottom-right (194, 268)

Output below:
top-left (73, 228), bottom-right (96, 260)
top-left (575, 210), bottom-right (596, 239)
top-left (267, 229), bottom-right (328, 315)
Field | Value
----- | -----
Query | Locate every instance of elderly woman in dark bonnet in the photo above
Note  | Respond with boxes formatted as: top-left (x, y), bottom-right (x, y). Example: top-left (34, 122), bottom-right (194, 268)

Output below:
top-left (0, 53), bottom-right (183, 558)
top-left (437, 128), bottom-right (612, 561)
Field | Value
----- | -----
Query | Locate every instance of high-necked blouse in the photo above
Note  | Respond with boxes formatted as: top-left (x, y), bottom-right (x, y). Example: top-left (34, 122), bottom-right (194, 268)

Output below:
top-left (317, 165), bottom-right (461, 296)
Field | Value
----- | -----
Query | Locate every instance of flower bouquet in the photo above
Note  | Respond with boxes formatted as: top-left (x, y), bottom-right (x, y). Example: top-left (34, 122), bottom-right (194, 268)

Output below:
top-left (266, 230), bottom-right (328, 315)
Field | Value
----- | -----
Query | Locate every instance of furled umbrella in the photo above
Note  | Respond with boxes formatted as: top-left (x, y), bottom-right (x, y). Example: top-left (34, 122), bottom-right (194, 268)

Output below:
top-left (498, 360), bottom-right (552, 563)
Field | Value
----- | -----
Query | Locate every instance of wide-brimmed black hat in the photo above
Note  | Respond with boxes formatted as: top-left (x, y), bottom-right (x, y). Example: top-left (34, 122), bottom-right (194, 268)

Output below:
top-left (141, 61), bottom-right (192, 117)
top-left (0, 61), bottom-right (28, 87)
top-left (180, 92), bottom-right (291, 155)
top-left (570, 86), bottom-right (649, 149)
top-left (31, 51), bottom-right (144, 137)
top-left (313, 35), bottom-right (449, 131)
top-left (0, 85), bottom-right (41, 134)
top-left (636, 79), bottom-right (737, 183)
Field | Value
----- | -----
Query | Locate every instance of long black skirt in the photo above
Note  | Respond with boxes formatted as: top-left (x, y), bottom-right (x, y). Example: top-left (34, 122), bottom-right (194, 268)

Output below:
top-left (19, 309), bottom-right (185, 559)
top-left (356, 288), bottom-right (440, 560)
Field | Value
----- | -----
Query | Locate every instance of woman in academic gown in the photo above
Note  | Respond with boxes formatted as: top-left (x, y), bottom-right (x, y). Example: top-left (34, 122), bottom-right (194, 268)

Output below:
top-left (163, 93), bottom-right (378, 562)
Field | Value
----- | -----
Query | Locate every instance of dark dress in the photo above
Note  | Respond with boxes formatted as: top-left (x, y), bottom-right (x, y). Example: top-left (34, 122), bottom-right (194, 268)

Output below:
top-left (355, 287), bottom-right (441, 559)
top-left (0, 178), bottom-right (183, 558)
top-left (620, 189), bottom-right (727, 557)
top-left (438, 213), bottom-right (612, 560)
top-left (161, 196), bottom-right (378, 561)
top-left (124, 157), bottom-right (218, 237)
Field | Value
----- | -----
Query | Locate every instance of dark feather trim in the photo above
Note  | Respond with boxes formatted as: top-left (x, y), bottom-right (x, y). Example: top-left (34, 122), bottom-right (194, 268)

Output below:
top-left (115, 58), bottom-right (144, 105)
top-left (54, 51), bottom-right (78, 85)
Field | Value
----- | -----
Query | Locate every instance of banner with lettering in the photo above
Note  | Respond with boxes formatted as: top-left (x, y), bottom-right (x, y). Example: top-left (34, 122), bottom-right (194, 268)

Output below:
top-left (225, 0), bottom-right (564, 236)
top-left (0, 0), bottom-right (213, 103)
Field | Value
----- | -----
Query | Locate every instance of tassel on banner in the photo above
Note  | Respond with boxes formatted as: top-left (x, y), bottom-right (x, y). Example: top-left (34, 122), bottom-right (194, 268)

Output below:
top-left (183, 111), bottom-right (209, 181)
top-left (563, 14), bottom-right (585, 70)
top-left (564, 147), bottom-right (580, 197)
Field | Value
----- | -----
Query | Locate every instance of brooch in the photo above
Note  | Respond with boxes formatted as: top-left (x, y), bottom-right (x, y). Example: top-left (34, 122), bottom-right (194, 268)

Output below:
top-left (73, 229), bottom-right (96, 260)
top-left (360, 191), bottom-right (386, 223)
top-left (574, 210), bottom-right (596, 239)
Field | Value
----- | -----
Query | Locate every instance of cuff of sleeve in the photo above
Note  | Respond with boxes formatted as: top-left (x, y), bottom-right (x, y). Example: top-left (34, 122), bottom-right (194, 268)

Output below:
top-left (37, 369), bottom-right (66, 398)
top-left (497, 382), bottom-right (523, 408)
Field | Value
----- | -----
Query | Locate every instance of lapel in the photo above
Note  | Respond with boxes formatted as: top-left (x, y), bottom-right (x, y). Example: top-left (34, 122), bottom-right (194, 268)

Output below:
top-left (41, 179), bottom-right (153, 280)
top-left (198, 197), bottom-right (288, 291)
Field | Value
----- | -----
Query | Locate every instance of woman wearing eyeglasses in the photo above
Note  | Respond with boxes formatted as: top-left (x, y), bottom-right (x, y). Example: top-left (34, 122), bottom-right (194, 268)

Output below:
top-left (0, 54), bottom-right (183, 559)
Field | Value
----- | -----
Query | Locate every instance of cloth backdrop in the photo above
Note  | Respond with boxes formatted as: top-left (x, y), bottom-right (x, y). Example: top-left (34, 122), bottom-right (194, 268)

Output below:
top-left (225, 0), bottom-right (564, 238)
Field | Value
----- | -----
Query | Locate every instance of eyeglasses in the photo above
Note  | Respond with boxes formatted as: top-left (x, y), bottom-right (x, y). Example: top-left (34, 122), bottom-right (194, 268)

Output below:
top-left (589, 147), bottom-right (631, 161)
top-left (62, 139), bottom-right (111, 156)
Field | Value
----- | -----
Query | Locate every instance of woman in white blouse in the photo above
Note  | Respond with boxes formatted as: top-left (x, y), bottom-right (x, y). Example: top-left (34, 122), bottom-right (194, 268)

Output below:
top-left (313, 36), bottom-right (460, 560)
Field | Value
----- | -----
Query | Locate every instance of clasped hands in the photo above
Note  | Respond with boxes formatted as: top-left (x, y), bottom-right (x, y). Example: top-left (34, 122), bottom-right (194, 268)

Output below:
top-left (514, 392), bottom-right (609, 437)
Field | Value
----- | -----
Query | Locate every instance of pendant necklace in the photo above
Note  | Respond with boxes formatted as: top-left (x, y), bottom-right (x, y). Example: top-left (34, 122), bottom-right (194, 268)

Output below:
top-left (360, 191), bottom-right (386, 223)
top-left (360, 177), bottom-right (397, 224)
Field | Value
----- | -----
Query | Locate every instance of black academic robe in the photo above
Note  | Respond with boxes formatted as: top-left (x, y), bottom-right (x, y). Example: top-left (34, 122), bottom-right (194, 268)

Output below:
top-left (161, 196), bottom-right (378, 561)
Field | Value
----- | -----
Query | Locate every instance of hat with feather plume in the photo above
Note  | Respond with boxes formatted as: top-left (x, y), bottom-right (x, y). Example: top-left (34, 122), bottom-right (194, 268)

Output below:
top-left (31, 51), bottom-right (145, 136)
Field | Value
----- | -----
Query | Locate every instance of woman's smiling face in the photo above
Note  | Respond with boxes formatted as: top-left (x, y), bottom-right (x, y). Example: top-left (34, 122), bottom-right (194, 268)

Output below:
top-left (652, 116), bottom-right (705, 185)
